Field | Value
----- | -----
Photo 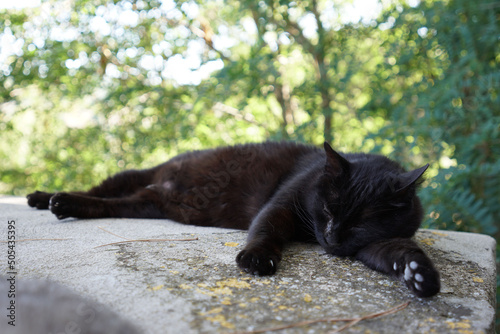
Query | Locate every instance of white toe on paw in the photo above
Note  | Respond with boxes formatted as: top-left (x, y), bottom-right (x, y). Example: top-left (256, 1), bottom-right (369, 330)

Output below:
top-left (393, 262), bottom-right (397, 271)
top-left (414, 282), bottom-right (422, 291)
top-left (415, 273), bottom-right (424, 282)
top-left (404, 264), bottom-right (412, 281)
top-left (410, 261), bottom-right (418, 270)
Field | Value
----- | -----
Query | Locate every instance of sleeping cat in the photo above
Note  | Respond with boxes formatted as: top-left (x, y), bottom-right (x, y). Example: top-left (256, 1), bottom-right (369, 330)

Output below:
top-left (27, 141), bottom-right (440, 297)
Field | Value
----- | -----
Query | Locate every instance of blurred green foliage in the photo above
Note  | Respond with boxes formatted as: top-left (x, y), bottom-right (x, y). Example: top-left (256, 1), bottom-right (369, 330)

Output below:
top-left (0, 0), bottom-right (499, 327)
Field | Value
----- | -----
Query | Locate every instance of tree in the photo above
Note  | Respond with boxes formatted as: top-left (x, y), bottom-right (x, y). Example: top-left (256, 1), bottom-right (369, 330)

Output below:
top-left (368, 0), bottom-right (499, 237)
top-left (0, 0), bottom-right (388, 194)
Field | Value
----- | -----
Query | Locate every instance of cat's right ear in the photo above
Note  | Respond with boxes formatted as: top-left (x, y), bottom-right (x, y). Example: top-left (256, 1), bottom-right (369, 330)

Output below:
top-left (394, 164), bottom-right (429, 194)
top-left (323, 142), bottom-right (350, 177)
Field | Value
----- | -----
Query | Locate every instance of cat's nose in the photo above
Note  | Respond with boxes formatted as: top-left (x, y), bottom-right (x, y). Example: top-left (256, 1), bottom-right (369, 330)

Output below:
top-left (323, 234), bottom-right (340, 248)
top-left (324, 224), bottom-right (339, 244)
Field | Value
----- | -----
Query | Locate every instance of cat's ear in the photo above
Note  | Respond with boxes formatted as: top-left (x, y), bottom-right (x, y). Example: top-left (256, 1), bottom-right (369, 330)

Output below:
top-left (323, 142), bottom-right (350, 177)
top-left (394, 164), bottom-right (429, 194)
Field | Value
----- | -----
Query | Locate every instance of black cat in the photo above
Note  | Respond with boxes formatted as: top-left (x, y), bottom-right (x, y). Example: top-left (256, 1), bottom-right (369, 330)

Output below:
top-left (27, 141), bottom-right (440, 297)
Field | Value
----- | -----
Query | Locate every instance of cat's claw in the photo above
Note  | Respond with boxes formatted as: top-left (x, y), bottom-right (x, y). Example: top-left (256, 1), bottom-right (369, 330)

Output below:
top-left (395, 256), bottom-right (440, 297)
top-left (236, 249), bottom-right (280, 276)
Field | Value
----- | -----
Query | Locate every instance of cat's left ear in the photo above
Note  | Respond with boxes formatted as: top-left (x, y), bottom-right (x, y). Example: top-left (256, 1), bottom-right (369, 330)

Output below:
top-left (394, 164), bottom-right (429, 194)
top-left (323, 142), bottom-right (350, 177)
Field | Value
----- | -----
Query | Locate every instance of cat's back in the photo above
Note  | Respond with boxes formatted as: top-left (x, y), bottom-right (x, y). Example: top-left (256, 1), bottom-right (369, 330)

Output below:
top-left (154, 141), bottom-right (320, 186)
top-left (152, 142), bottom-right (321, 227)
top-left (166, 141), bottom-right (317, 171)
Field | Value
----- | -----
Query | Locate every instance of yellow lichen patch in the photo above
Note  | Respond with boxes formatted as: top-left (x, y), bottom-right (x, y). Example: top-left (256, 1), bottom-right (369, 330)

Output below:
top-left (195, 288), bottom-right (216, 297)
top-left (419, 238), bottom-right (436, 246)
top-left (239, 303), bottom-right (247, 308)
top-left (224, 242), bottom-right (239, 247)
top-left (458, 330), bottom-right (473, 334)
top-left (202, 307), bottom-right (223, 316)
top-left (250, 297), bottom-right (260, 302)
top-left (275, 291), bottom-right (285, 297)
top-left (472, 277), bottom-right (484, 283)
top-left (427, 317), bottom-right (436, 322)
top-left (211, 286), bottom-right (233, 295)
top-left (304, 293), bottom-right (312, 303)
top-left (216, 278), bottom-right (251, 289)
top-left (221, 297), bottom-right (232, 305)
top-left (195, 278), bottom-right (252, 296)
top-left (431, 231), bottom-right (448, 236)
top-left (273, 305), bottom-right (295, 312)
top-left (179, 284), bottom-right (192, 290)
top-left (149, 284), bottom-right (164, 291)
top-left (169, 270), bottom-right (179, 274)
top-left (205, 314), bottom-right (235, 329)
top-left (446, 320), bottom-right (471, 329)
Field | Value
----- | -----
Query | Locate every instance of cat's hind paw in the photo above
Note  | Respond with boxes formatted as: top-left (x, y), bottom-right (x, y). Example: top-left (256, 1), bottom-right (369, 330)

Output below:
top-left (27, 191), bottom-right (54, 210)
top-left (236, 248), bottom-right (280, 276)
top-left (394, 255), bottom-right (440, 298)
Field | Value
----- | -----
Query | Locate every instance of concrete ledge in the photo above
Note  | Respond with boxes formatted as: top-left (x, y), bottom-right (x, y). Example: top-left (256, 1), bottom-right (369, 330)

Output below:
top-left (0, 196), bottom-right (496, 333)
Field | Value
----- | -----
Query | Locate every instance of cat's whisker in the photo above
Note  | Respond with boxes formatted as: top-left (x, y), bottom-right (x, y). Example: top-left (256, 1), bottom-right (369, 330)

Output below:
top-left (292, 196), bottom-right (317, 242)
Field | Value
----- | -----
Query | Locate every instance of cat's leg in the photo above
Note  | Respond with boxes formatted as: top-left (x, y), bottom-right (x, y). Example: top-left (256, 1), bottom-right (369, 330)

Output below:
top-left (355, 238), bottom-right (440, 297)
top-left (236, 203), bottom-right (296, 276)
top-left (27, 169), bottom-right (155, 210)
top-left (48, 188), bottom-right (166, 220)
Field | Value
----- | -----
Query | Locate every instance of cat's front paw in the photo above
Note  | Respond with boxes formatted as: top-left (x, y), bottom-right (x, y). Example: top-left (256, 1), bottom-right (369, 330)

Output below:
top-left (49, 193), bottom-right (76, 220)
top-left (236, 248), bottom-right (280, 276)
top-left (27, 191), bottom-right (54, 209)
top-left (394, 254), bottom-right (440, 298)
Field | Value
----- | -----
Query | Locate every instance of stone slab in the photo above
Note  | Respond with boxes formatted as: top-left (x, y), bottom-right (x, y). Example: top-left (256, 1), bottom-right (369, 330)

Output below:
top-left (0, 196), bottom-right (496, 333)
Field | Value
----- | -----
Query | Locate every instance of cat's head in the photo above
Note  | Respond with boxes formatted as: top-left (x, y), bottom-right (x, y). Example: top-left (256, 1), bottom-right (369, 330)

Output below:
top-left (310, 142), bottom-right (428, 256)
